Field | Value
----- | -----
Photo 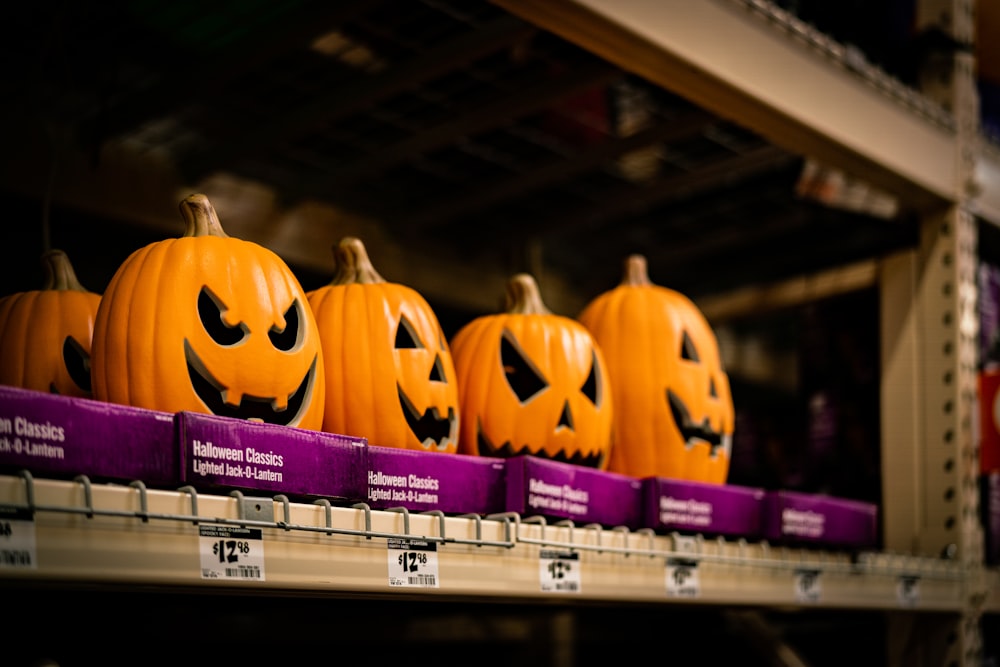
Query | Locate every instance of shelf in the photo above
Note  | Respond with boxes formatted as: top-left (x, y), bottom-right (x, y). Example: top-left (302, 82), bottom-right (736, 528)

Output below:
top-left (497, 0), bottom-right (1000, 227)
top-left (2, 473), bottom-right (995, 613)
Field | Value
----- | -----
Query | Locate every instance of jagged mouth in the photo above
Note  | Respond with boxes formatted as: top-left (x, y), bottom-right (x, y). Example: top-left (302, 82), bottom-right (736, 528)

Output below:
top-left (185, 339), bottom-right (315, 427)
top-left (667, 388), bottom-right (727, 456)
top-left (476, 418), bottom-right (605, 468)
top-left (397, 384), bottom-right (457, 451)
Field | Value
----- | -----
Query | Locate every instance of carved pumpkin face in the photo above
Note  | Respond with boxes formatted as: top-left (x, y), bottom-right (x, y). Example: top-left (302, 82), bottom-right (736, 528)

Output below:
top-left (451, 273), bottom-right (613, 468)
top-left (578, 255), bottom-right (733, 483)
top-left (307, 237), bottom-right (459, 452)
top-left (0, 249), bottom-right (101, 397)
top-left (91, 194), bottom-right (324, 430)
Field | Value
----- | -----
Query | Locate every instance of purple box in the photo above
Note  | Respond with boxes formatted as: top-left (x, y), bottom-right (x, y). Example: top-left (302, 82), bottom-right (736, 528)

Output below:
top-left (178, 411), bottom-right (367, 501)
top-left (505, 456), bottom-right (643, 529)
top-left (641, 477), bottom-right (765, 539)
top-left (763, 490), bottom-right (878, 549)
top-left (0, 384), bottom-right (178, 486)
top-left (366, 446), bottom-right (506, 514)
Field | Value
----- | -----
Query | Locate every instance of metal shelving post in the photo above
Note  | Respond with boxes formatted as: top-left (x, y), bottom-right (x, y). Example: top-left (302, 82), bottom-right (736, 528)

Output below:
top-left (880, 0), bottom-right (986, 664)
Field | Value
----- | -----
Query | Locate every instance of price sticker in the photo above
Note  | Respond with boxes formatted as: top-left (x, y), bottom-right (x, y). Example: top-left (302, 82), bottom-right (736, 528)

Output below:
top-left (539, 549), bottom-right (581, 593)
top-left (896, 575), bottom-right (920, 607)
top-left (794, 568), bottom-right (822, 603)
top-left (665, 558), bottom-right (700, 598)
top-left (387, 538), bottom-right (439, 588)
top-left (0, 506), bottom-right (36, 569)
top-left (199, 525), bottom-right (265, 581)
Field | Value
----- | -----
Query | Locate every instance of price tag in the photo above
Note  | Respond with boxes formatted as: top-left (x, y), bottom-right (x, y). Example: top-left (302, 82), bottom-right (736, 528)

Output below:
top-left (199, 525), bottom-right (265, 581)
top-left (794, 568), bottom-right (822, 603)
top-left (539, 549), bottom-right (581, 593)
top-left (387, 538), bottom-right (439, 588)
top-left (896, 575), bottom-right (920, 607)
top-left (665, 558), bottom-right (700, 598)
top-left (0, 506), bottom-right (36, 569)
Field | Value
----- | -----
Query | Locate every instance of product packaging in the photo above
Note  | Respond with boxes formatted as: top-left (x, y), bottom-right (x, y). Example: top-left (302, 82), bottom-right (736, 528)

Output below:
top-left (178, 411), bottom-right (367, 502)
top-left (366, 446), bottom-right (506, 514)
top-left (505, 456), bottom-right (643, 529)
top-left (641, 476), bottom-right (765, 539)
top-left (0, 385), bottom-right (178, 486)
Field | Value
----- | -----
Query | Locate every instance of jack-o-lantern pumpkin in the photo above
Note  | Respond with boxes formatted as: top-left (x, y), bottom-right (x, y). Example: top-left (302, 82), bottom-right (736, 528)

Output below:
top-left (91, 194), bottom-right (325, 430)
top-left (0, 249), bottom-right (101, 397)
top-left (577, 254), bottom-right (733, 483)
top-left (451, 273), bottom-right (613, 468)
top-left (306, 236), bottom-right (459, 452)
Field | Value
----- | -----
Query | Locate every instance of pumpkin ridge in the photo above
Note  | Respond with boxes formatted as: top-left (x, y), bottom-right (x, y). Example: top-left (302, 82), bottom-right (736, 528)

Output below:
top-left (11, 294), bottom-right (35, 387)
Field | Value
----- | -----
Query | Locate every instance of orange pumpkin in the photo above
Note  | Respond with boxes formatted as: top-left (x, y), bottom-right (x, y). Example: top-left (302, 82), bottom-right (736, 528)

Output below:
top-left (306, 237), bottom-right (459, 452)
top-left (91, 194), bottom-right (325, 429)
top-left (0, 249), bottom-right (101, 397)
top-left (451, 273), bottom-right (613, 468)
top-left (577, 254), bottom-right (733, 483)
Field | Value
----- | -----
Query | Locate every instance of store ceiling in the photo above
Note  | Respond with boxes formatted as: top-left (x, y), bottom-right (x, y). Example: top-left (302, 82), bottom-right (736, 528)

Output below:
top-left (0, 0), bottom-right (954, 316)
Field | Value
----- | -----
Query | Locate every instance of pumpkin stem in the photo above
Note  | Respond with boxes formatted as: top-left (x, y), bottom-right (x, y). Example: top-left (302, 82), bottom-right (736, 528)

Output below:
top-left (330, 236), bottom-right (386, 285)
top-left (179, 193), bottom-right (229, 238)
top-left (42, 249), bottom-right (90, 292)
top-left (505, 273), bottom-right (551, 315)
top-left (621, 254), bottom-right (653, 287)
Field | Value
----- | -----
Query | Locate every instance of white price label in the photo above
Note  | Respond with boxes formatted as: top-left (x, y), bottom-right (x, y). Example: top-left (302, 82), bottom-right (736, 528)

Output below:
top-left (199, 525), bottom-right (265, 581)
top-left (794, 569), bottom-right (822, 603)
top-left (665, 558), bottom-right (700, 598)
top-left (387, 538), bottom-right (439, 588)
top-left (0, 506), bottom-right (36, 569)
top-left (539, 549), bottom-right (580, 593)
top-left (896, 575), bottom-right (920, 607)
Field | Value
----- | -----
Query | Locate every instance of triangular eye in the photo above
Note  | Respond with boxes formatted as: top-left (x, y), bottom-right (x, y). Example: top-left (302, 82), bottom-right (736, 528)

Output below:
top-left (268, 300), bottom-right (301, 352)
top-left (199, 287), bottom-right (247, 346)
top-left (501, 330), bottom-right (547, 403)
top-left (429, 353), bottom-right (446, 382)
top-left (62, 336), bottom-right (91, 393)
top-left (395, 315), bottom-right (424, 349)
top-left (680, 330), bottom-right (700, 362)
top-left (580, 350), bottom-right (601, 405)
top-left (709, 377), bottom-right (718, 398)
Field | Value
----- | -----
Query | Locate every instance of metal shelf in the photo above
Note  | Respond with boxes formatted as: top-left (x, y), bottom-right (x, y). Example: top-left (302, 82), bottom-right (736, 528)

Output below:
top-left (495, 0), bottom-right (1000, 227)
top-left (2, 473), bottom-right (996, 613)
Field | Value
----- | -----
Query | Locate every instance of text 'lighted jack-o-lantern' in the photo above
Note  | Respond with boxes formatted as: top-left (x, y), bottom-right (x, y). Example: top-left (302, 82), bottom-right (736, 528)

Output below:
top-left (91, 194), bottom-right (325, 429)
top-left (0, 249), bottom-right (101, 397)
top-left (307, 236), bottom-right (459, 452)
top-left (451, 273), bottom-right (613, 468)
top-left (578, 255), bottom-right (733, 483)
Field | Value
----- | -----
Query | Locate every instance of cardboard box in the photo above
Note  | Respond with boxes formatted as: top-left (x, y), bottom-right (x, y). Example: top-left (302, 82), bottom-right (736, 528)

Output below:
top-left (762, 490), bottom-right (878, 549)
top-left (641, 477), bottom-right (765, 539)
top-left (178, 411), bottom-right (367, 502)
top-left (0, 385), bottom-right (178, 486)
top-left (366, 446), bottom-right (506, 514)
top-left (505, 456), bottom-right (643, 529)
